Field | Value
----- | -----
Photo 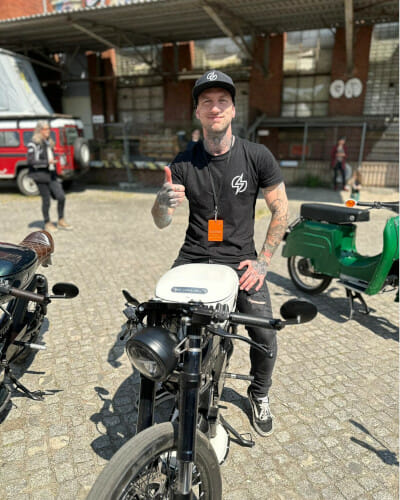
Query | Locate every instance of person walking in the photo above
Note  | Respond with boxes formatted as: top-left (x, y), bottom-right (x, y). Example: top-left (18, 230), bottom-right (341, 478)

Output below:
top-left (27, 120), bottom-right (72, 232)
top-left (331, 136), bottom-right (348, 191)
top-left (151, 69), bottom-right (289, 436)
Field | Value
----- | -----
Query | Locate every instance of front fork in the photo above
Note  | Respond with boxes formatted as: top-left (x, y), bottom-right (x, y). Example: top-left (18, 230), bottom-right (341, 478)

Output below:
top-left (175, 320), bottom-right (202, 500)
top-left (136, 319), bottom-right (203, 500)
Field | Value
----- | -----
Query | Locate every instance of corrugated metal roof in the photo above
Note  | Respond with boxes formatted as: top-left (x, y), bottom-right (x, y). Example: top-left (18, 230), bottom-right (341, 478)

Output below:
top-left (0, 0), bottom-right (397, 52)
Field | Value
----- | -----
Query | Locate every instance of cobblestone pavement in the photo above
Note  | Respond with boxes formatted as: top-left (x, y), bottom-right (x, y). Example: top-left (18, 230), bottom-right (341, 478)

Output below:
top-left (0, 183), bottom-right (398, 500)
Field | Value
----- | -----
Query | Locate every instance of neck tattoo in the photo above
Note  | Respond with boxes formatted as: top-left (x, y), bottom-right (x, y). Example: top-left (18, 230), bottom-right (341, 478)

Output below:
top-left (204, 135), bottom-right (235, 156)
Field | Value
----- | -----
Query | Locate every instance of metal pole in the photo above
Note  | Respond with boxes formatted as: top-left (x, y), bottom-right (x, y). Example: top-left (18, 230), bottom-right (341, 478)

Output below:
top-left (301, 122), bottom-right (308, 163)
top-left (123, 122), bottom-right (133, 183)
top-left (358, 122), bottom-right (367, 168)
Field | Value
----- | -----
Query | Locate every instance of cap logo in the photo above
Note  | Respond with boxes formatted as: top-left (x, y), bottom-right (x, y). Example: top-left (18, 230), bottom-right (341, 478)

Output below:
top-left (206, 71), bottom-right (218, 81)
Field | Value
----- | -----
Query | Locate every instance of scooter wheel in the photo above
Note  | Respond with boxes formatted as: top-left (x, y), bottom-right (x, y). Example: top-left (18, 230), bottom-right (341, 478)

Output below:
top-left (288, 256), bottom-right (332, 294)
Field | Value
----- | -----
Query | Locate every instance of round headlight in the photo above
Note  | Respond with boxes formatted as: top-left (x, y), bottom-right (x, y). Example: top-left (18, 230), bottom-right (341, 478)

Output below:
top-left (125, 327), bottom-right (179, 382)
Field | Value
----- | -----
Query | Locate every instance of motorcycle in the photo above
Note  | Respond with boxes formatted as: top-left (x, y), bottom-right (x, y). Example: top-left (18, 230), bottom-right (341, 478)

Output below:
top-left (88, 263), bottom-right (317, 500)
top-left (0, 230), bottom-right (79, 413)
top-left (282, 199), bottom-right (399, 318)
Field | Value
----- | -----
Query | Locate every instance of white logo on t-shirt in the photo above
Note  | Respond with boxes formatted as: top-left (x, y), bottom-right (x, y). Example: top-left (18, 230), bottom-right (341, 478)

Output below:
top-left (231, 173), bottom-right (247, 195)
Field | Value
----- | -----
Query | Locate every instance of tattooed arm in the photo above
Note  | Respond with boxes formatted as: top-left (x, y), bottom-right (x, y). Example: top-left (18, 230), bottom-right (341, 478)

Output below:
top-left (258, 182), bottom-right (289, 265)
top-left (238, 182), bottom-right (289, 291)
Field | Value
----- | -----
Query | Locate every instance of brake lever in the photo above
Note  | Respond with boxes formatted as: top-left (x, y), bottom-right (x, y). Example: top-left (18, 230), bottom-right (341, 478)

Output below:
top-left (207, 326), bottom-right (273, 358)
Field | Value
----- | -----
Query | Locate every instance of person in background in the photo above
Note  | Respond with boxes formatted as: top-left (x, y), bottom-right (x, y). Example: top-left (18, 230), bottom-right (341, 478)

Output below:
top-left (348, 168), bottom-right (362, 202)
top-left (151, 69), bottom-right (289, 437)
top-left (185, 128), bottom-right (201, 151)
top-left (27, 120), bottom-right (72, 232)
top-left (331, 136), bottom-right (348, 191)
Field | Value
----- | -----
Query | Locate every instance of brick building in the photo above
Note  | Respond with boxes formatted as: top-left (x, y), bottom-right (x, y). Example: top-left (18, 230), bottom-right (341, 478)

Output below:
top-left (0, 0), bottom-right (398, 185)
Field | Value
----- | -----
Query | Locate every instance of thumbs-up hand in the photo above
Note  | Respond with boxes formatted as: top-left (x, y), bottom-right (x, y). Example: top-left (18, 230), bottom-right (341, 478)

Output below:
top-left (157, 166), bottom-right (185, 209)
top-left (164, 166), bottom-right (173, 185)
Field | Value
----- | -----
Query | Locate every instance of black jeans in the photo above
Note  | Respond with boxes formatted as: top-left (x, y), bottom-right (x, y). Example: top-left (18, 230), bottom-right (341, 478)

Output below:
top-left (172, 256), bottom-right (277, 399)
top-left (333, 161), bottom-right (346, 189)
top-left (37, 180), bottom-right (65, 223)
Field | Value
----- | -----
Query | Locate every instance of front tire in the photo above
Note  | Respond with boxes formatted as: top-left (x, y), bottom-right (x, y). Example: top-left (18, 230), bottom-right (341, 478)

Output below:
top-left (87, 422), bottom-right (222, 500)
top-left (16, 168), bottom-right (39, 196)
top-left (288, 256), bottom-right (332, 295)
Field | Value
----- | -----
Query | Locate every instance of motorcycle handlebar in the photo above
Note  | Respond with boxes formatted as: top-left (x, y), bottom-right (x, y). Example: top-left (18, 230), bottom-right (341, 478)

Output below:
top-left (192, 306), bottom-right (284, 330)
top-left (228, 311), bottom-right (283, 329)
top-left (134, 299), bottom-right (316, 330)
top-left (0, 284), bottom-right (46, 304)
top-left (356, 201), bottom-right (399, 213)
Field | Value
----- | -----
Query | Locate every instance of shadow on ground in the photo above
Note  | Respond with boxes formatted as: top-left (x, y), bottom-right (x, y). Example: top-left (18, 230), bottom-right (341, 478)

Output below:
top-left (268, 271), bottom-right (398, 342)
top-left (350, 419), bottom-right (399, 466)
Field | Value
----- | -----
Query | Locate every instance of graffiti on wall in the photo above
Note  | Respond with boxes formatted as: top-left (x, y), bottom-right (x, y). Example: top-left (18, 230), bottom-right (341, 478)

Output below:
top-left (51, 0), bottom-right (106, 12)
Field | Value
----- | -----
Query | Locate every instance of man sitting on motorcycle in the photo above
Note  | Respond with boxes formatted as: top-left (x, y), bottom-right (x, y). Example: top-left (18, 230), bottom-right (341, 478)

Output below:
top-left (151, 70), bottom-right (289, 437)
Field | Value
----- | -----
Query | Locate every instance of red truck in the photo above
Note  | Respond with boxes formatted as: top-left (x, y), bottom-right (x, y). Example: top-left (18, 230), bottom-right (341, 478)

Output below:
top-left (0, 115), bottom-right (90, 195)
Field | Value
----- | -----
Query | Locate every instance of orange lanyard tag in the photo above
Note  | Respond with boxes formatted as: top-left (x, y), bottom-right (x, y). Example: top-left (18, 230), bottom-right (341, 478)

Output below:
top-left (208, 219), bottom-right (224, 242)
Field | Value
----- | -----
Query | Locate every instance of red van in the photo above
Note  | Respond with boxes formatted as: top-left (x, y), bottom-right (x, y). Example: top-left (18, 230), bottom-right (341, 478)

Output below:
top-left (0, 115), bottom-right (90, 195)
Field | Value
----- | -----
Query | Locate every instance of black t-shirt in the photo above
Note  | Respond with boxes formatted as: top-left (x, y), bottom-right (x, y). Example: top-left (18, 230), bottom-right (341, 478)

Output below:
top-left (170, 137), bottom-right (283, 264)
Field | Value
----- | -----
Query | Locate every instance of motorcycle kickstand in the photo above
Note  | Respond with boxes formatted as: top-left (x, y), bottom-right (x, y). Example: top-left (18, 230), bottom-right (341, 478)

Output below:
top-left (4, 364), bottom-right (44, 401)
top-left (219, 414), bottom-right (255, 448)
top-left (346, 289), bottom-right (370, 319)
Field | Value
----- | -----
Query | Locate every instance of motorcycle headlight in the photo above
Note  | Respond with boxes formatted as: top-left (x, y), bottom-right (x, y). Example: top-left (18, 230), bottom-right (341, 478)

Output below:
top-left (125, 327), bottom-right (179, 382)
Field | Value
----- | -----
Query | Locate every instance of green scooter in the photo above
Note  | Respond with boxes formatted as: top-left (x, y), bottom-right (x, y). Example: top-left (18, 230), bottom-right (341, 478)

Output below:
top-left (282, 199), bottom-right (399, 318)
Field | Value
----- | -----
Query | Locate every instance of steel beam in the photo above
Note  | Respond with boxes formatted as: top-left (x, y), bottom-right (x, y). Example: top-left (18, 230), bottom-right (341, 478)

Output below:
top-left (344, 0), bottom-right (354, 74)
top-left (200, 1), bottom-right (252, 60)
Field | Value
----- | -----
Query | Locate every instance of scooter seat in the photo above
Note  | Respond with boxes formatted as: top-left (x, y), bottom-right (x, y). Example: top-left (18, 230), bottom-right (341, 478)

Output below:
top-left (300, 203), bottom-right (370, 224)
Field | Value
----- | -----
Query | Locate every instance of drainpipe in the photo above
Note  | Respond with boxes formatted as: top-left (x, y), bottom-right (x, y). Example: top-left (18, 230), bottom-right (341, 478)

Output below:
top-left (358, 122), bottom-right (367, 168)
top-left (301, 122), bottom-right (308, 163)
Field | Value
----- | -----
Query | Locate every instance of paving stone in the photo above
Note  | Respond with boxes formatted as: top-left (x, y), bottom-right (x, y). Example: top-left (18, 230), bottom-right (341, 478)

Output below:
top-left (0, 185), bottom-right (397, 499)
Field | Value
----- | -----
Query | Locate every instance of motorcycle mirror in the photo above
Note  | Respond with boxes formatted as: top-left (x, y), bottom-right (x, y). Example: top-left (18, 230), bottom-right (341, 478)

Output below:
top-left (122, 289), bottom-right (140, 306)
top-left (280, 299), bottom-right (317, 324)
top-left (345, 199), bottom-right (357, 207)
top-left (51, 282), bottom-right (79, 299)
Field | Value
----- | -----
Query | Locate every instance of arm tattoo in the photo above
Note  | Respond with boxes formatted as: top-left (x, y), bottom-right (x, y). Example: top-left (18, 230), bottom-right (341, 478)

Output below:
top-left (151, 198), bottom-right (172, 229)
top-left (258, 182), bottom-right (289, 265)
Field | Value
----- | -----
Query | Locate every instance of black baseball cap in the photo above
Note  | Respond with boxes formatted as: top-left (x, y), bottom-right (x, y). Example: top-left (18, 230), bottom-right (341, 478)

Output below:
top-left (192, 70), bottom-right (236, 105)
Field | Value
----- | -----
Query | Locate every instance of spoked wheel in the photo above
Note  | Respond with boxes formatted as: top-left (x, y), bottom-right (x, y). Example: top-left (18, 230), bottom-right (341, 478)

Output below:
top-left (87, 422), bottom-right (222, 500)
top-left (288, 256), bottom-right (332, 295)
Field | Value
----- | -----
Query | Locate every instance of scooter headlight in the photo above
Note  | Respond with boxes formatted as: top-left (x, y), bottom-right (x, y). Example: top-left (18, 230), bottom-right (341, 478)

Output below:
top-left (125, 327), bottom-right (179, 382)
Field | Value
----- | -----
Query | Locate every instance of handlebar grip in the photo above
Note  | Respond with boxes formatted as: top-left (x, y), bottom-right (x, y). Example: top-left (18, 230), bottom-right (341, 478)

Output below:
top-left (10, 287), bottom-right (45, 304)
top-left (229, 311), bottom-right (277, 329)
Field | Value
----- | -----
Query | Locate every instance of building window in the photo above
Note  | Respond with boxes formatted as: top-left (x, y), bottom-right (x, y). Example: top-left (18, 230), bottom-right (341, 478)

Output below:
top-left (363, 23), bottom-right (399, 116)
top-left (281, 29), bottom-right (335, 117)
top-left (117, 86), bottom-right (164, 133)
top-left (193, 37), bottom-right (250, 70)
top-left (116, 46), bottom-right (161, 76)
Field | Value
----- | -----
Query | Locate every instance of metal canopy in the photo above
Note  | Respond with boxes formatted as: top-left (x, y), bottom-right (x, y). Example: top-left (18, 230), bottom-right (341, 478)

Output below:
top-left (0, 0), bottom-right (397, 53)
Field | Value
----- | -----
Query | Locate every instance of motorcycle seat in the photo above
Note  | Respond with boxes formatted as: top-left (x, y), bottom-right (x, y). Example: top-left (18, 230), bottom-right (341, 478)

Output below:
top-left (300, 203), bottom-right (370, 224)
top-left (19, 231), bottom-right (54, 265)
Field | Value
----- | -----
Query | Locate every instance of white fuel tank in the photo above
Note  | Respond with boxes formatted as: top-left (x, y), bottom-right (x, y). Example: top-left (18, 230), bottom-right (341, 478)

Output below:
top-left (155, 264), bottom-right (238, 312)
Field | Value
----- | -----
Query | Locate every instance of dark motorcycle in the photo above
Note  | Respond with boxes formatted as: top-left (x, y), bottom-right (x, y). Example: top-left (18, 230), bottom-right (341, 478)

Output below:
top-left (0, 230), bottom-right (79, 413)
top-left (88, 263), bottom-right (317, 499)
